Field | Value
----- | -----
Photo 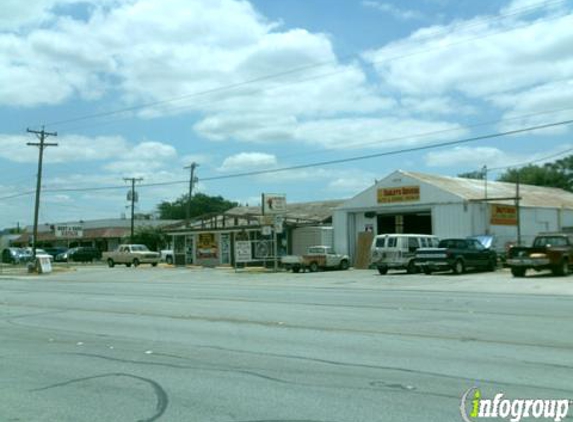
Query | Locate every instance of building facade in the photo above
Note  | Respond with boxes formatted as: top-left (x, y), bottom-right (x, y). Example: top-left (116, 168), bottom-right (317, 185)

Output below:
top-left (334, 170), bottom-right (573, 261)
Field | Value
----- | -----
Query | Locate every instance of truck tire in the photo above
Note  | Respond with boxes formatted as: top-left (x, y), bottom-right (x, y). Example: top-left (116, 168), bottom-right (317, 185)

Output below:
top-left (133, 258), bottom-right (140, 267)
top-left (377, 265), bottom-right (388, 275)
top-left (552, 259), bottom-right (569, 276)
top-left (406, 260), bottom-right (417, 274)
top-left (292, 265), bottom-right (301, 273)
top-left (107, 258), bottom-right (115, 268)
top-left (309, 261), bottom-right (319, 272)
top-left (339, 259), bottom-right (349, 270)
top-left (166, 255), bottom-right (173, 265)
top-left (452, 259), bottom-right (465, 275)
top-left (511, 267), bottom-right (526, 277)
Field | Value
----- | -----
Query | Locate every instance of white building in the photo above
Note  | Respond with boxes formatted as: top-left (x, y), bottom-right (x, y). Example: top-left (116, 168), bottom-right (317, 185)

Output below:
top-left (334, 170), bottom-right (573, 260)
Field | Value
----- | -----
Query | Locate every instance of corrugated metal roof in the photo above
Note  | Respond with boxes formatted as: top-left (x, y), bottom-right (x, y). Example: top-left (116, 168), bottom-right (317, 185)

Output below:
top-left (225, 199), bottom-right (346, 222)
top-left (401, 170), bottom-right (573, 208)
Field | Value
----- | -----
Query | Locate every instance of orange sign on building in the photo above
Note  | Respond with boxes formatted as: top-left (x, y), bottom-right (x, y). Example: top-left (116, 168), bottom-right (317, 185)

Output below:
top-left (377, 186), bottom-right (420, 204)
top-left (490, 204), bottom-right (517, 225)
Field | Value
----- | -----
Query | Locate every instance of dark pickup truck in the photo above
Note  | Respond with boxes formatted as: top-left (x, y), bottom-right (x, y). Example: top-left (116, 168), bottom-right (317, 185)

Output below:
top-left (506, 233), bottom-right (573, 277)
top-left (415, 238), bottom-right (497, 275)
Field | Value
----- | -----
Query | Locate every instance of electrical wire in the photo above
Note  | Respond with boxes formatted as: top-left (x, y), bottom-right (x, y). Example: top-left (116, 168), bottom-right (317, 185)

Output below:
top-left (22, 117), bottom-right (571, 195)
top-left (31, 0), bottom-right (568, 132)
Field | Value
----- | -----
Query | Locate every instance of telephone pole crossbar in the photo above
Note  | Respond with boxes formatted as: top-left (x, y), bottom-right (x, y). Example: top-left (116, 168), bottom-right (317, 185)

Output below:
top-left (27, 127), bottom-right (58, 258)
top-left (124, 177), bottom-right (143, 243)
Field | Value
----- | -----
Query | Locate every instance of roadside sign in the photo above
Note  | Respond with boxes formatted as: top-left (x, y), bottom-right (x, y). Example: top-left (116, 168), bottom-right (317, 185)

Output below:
top-left (262, 193), bottom-right (287, 215)
top-left (54, 225), bottom-right (83, 238)
top-left (235, 241), bottom-right (252, 262)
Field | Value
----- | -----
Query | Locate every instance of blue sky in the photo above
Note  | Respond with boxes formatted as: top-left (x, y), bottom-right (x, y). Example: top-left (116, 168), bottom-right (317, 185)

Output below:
top-left (1, 0), bottom-right (573, 228)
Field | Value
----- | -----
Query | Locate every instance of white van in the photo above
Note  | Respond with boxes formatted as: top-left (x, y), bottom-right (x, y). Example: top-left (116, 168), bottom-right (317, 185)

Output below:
top-left (370, 234), bottom-right (439, 275)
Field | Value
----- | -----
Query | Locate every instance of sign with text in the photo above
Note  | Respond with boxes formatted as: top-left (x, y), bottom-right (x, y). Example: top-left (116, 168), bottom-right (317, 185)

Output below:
top-left (377, 186), bottom-right (420, 204)
top-left (54, 225), bottom-right (84, 238)
top-left (262, 193), bottom-right (287, 215)
top-left (490, 204), bottom-right (517, 226)
top-left (197, 233), bottom-right (218, 259)
top-left (235, 241), bottom-right (252, 263)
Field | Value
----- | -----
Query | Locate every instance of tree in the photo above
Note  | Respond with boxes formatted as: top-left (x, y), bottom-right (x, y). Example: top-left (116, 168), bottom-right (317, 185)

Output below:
top-left (458, 170), bottom-right (485, 180)
top-left (157, 193), bottom-right (239, 220)
top-left (497, 163), bottom-right (572, 192)
top-left (131, 226), bottom-right (168, 251)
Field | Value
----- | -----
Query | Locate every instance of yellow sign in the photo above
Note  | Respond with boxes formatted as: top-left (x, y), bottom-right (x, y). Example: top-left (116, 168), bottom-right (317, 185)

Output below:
top-left (377, 186), bottom-right (420, 204)
top-left (490, 204), bottom-right (517, 226)
top-left (197, 233), bottom-right (218, 259)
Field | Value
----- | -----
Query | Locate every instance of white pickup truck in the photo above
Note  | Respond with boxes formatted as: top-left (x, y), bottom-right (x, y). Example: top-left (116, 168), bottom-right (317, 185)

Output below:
top-left (281, 246), bottom-right (350, 272)
top-left (103, 244), bottom-right (160, 268)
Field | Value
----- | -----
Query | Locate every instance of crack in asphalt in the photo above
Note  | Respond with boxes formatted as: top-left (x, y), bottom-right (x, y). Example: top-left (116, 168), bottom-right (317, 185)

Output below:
top-left (31, 372), bottom-right (168, 422)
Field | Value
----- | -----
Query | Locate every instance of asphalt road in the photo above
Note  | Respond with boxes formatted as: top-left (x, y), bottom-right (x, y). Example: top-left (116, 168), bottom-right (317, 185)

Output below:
top-left (1, 267), bottom-right (573, 422)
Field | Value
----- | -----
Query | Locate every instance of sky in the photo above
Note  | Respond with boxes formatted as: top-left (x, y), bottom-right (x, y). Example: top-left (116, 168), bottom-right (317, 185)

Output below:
top-left (1, 0), bottom-right (573, 229)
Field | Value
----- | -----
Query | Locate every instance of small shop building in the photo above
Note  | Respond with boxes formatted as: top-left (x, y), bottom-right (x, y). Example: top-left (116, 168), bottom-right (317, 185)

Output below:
top-left (333, 170), bottom-right (573, 262)
top-left (167, 200), bottom-right (343, 267)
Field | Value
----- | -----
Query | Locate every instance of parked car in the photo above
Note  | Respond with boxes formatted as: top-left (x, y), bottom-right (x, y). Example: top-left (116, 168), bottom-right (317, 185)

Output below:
top-left (1, 247), bottom-right (32, 264)
top-left (415, 238), bottom-right (497, 274)
top-left (506, 233), bottom-right (573, 277)
top-left (281, 246), bottom-right (350, 272)
top-left (370, 234), bottom-right (440, 275)
top-left (58, 247), bottom-right (102, 263)
top-left (43, 247), bottom-right (68, 261)
top-left (103, 244), bottom-right (160, 267)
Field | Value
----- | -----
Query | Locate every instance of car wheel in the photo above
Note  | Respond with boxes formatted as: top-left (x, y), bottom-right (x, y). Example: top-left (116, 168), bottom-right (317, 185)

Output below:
top-left (511, 267), bottom-right (526, 277)
top-left (309, 261), bottom-right (319, 272)
top-left (107, 258), bottom-right (115, 268)
top-left (166, 256), bottom-right (173, 265)
top-left (406, 260), bottom-right (417, 274)
top-left (552, 259), bottom-right (569, 276)
top-left (487, 258), bottom-right (497, 272)
top-left (133, 258), bottom-right (140, 267)
top-left (292, 265), bottom-right (301, 273)
top-left (452, 259), bottom-right (465, 275)
top-left (339, 259), bottom-right (349, 270)
top-left (126, 263), bottom-right (132, 267)
top-left (377, 266), bottom-right (388, 275)
top-left (423, 266), bottom-right (433, 275)
top-left (151, 262), bottom-right (158, 267)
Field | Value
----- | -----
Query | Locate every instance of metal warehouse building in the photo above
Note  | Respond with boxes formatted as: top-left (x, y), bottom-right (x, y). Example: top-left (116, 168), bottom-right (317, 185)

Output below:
top-left (333, 170), bottom-right (573, 261)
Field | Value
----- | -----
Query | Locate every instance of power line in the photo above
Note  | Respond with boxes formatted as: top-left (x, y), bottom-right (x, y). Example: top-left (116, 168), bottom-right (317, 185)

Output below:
top-left (24, 117), bottom-right (573, 194)
top-left (35, 0), bottom-right (567, 132)
top-left (488, 146), bottom-right (573, 171)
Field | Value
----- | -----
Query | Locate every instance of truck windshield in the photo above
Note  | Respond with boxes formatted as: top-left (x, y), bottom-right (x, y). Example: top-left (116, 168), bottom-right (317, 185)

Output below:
top-left (533, 237), bottom-right (568, 247)
top-left (131, 245), bottom-right (150, 251)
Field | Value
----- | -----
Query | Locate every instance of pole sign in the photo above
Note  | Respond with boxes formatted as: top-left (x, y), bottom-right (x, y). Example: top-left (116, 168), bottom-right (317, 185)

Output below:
top-left (54, 225), bottom-right (84, 238)
top-left (262, 193), bottom-right (287, 215)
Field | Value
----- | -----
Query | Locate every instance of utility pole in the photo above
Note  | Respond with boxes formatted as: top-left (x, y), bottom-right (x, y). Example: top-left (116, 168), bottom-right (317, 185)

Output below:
top-left (483, 165), bottom-right (488, 234)
top-left (124, 177), bottom-right (143, 243)
top-left (516, 171), bottom-right (521, 246)
top-left (27, 127), bottom-right (57, 258)
top-left (184, 162), bottom-right (198, 227)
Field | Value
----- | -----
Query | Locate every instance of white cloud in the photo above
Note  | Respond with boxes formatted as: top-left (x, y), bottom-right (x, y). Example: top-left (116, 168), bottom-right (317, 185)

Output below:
top-left (362, 1), bottom-right (424, 20)
top-left (103, 141), bottom-right (177, 175)
top-left (219, 152), bottom-right (277, 172)
top-left (425, 144), bottom-right (573, 169)
top-left (0, 134), bottom-right (129, 163)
